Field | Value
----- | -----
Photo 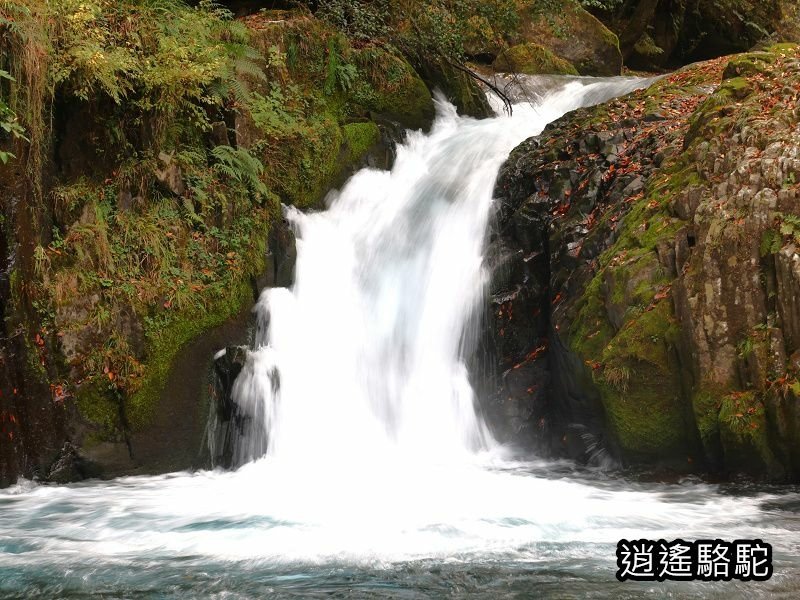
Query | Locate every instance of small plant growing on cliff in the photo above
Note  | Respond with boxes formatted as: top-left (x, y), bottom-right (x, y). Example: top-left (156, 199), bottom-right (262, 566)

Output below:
top-left (210, 145), bottom-right (269, 199)
top-left (778, 213), bottom-right (800, 244)
top-left (249, 85), bottom-right (306, 137)
top-left (760, 229), bottom-right (782, 256)
top-left (323, 39), bottom-right (357, 95)
top-left (0, 70), bottom-right (27, 164)
top-left (737, 337), bottom-right (755, 360)
top-left (315, 0), bottom-right (390, 42)
top-left (603, 364), bottom-right (631, 393)
top-left (761, 213), bottom-right (800, 256)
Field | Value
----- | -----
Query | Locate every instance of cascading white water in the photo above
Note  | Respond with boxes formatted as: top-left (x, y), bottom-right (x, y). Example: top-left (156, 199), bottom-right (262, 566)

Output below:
top-left (5, 77), bottom-right (798, 599)
top-left (228, 77), bottom-right (653, 468)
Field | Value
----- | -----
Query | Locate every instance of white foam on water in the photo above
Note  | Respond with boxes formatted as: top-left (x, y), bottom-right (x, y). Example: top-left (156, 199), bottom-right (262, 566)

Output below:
top-left (3, 78), bottom-right (793, 585)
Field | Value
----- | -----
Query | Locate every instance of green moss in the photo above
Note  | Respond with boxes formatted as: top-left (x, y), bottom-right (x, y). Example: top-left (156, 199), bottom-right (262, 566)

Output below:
top-left (128, 280), bottom-right (254, 428)
top-left (245, 25), bottom-right (431, 205)
top-left (596, 302), bottom-right (688, 459)
top-left (693, 390), bottom-right (721, 449)
top-left (517, 0), bottom-right (622, 76)
top-left (564, 106), bottom-right (712, 460)
top-left (685, 76), bottom-right (755, 145)
top-left (75, 381), bottom-right (121, 444)
top-left (723, 52), bottom-right (779, 80)
top-left (599, 379), bottom-right (686, 459)
top-left (378, 72), bottom-right (435, 129)
top-left (604, 301), bottom-right (679, 367)
top-left (603, 251), bottom-right (666, 321)
top-left (275, 113), bottom-right (345, 209)
top-left (352, 47), bottom-right (435, 130)
top-left (570, 274), bottom-right (615, 358)
top-left (766, 42), bottom-right (799, 54)
top-left (463, 14), bottom-right (504, 57)
top-left (571, 233), bottom-right (687, 460)
top-left (371, 72), bottom-right (434, 130)
top-left (492, 42), bottom-right (578, 75)
top-left (601, 24), bottom-right (621, 51)
top-left (633, 33), bottom-right (664, 59)
top-left (722, 76), bottom-right (753, 98)
top-left (414, 60), bottom-right (492, 118)
top-left (341, 122), bottom-right (380, 165)
top-left (718, 391), bottom-right (783, 477)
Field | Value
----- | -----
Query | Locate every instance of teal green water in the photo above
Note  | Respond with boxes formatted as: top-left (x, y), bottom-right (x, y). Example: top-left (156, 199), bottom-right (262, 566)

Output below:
top-left (2, 461), bottom-right (798, 599)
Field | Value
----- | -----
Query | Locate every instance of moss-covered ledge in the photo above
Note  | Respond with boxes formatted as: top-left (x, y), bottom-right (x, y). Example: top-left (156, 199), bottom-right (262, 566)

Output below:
top-left (77, 280), bottom-right (259, 477)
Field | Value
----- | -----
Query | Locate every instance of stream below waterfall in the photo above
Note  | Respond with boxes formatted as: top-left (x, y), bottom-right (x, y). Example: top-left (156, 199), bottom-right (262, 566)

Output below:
top-left (2, 77), bottom-right (800, 599)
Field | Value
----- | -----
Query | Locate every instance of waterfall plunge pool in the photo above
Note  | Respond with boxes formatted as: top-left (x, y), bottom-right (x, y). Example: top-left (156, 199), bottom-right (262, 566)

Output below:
top-left (3, 76), bottom-right (799, 599)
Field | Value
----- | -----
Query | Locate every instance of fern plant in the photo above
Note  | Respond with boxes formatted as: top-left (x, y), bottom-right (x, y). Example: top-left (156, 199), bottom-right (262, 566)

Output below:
top-left (761, 213), bottom-right (800, 257)
top-left (779, 213), bottom-right (800, 243)
top-left (323, 39), bottom-right (358, 95)
top-left (249, 85), bottom-right (306, 137)
top-left (760, 229), bottom-right (782, 257)
top-left (210, 145), bottom-right (269, 199)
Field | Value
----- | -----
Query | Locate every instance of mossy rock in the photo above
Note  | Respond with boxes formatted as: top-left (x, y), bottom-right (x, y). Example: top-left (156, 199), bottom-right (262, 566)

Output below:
top-left (414, 60), bottom-right (493, 119)
top-left (598, 371), bottom-right (688, 462)
top-left (463, 14), bottom-right (506, 60)
top-left (719, 391), bottom-right (784, 479)
top-left (128, 281), bottom-right (256, 428)
top-left (602, 251), bottom-right (664, 330)
top-left (352, 47), bottom-right (435, 131)
top-left (684, 76), bottom-right (755, 147)
top-left (571, 263), bottom-right (693, 464)
top-left (692, 390), bottom-right (723, 460)
top-left (593, 301), bottom-right (692, 463)
top-left (279, 114), bottom-right (345, 209)
top-left (516, 0), bottom-right (621, 76)
top-left (723, 52), bottom-right (779, 80)
top-left (492, 43), bottom-right (578, 75)
top-left (633, 33), bottom-right (666, 61)
top-left (75, 381), bottom-right (124, 445)
top-left (341, 122), bottom-right (381, 166)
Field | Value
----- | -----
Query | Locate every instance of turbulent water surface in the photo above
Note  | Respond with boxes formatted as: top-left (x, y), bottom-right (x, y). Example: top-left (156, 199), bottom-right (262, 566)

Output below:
top-left (2, 77), bottom-right (800, 599)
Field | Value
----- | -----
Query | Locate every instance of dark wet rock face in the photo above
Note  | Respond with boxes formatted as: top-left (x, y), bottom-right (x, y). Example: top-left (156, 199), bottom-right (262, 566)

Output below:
top-left (483, 45), bottom-right (800, 480)
top-left (47, 442), bottom-right (102, 484)
top-left (527, 0), bottom-right (623, 76)
top-left (481, 81), bottom-right (695, 464)
top-left (258, 213), bottom-right (298, 292)
top-left (213, 347), bottom-right (248, 422)
top-left (483, 76), bottom-right (699, 462)
top-left (208, 346), bottom-right (249, 468)
top-left (595, 0), bottom-right (798, 70)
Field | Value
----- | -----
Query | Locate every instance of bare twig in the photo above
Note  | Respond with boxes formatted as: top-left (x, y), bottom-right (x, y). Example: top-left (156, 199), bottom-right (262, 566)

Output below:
top-left (445, 59), bottom-right (514, 116)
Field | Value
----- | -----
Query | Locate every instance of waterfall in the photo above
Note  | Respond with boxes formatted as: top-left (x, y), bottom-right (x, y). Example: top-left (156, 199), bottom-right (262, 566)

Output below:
top-left (2, 78), bottom-right (791, 597)
top-left (224, 76), bottom-right (654, 468)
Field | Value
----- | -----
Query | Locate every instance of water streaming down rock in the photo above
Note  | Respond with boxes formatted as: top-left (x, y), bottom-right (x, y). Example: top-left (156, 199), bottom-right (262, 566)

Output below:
top-left (223, 76), bottom-right (656, 468)
top-left (3, 77), bottom-right (800, 599)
